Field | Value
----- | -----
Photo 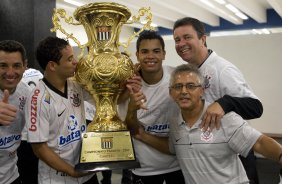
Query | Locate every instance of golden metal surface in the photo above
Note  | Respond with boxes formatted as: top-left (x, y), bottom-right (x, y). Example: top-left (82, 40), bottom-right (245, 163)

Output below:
top-left (51, 2), bottom-right (153, 132)
top-left (80, 131), bottom-right (135, 163)
top-left (51, 1), bottom-right (153, 168)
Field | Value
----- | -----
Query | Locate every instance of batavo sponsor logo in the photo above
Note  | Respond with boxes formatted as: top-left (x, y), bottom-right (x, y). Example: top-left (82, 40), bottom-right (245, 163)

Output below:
top-left (58, 115), bottom-right (86, 147)
top-left (146, 123), bottom-right (170, 133)
top-left (29, 89), bottom-right (40, 132)
top-left (58, 125), bottom-right (86, 147)
top-left (0, 134), bottom-right (21, 149)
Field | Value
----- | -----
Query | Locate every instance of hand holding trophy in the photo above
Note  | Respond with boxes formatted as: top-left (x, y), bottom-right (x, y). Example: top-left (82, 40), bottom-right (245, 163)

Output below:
top-left (51, 2), bottom-right (153, 172)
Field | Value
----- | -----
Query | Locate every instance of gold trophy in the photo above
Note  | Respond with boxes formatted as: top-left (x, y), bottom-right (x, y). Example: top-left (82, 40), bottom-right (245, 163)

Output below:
top-left (51, 2), bottom-right (153, 171)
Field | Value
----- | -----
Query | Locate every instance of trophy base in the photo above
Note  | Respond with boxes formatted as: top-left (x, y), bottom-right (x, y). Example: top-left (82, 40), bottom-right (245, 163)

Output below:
top-left (76, 131), bottom-right (139, 172)
top-left (75, 160), bottom-right (140, 172)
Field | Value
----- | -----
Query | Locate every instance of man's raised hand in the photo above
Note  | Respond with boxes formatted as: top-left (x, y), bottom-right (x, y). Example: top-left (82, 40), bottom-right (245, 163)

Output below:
top-left (0, 90), bottom-right (17, 125)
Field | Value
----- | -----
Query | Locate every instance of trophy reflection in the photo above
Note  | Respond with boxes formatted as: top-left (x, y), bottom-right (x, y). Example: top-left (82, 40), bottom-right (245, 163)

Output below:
top-left (51, 2), bottom-right (153, 171)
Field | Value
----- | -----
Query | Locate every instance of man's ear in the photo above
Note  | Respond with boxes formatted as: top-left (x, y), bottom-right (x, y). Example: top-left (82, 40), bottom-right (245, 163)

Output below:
top-left (47, 61), bottom-right (57, 72)
top-left (201, 35), bottom-right (207, 46)
top-left (23, 59), bottom-right (28, 69)
top-left (135, 51), bottom-right (140, 62)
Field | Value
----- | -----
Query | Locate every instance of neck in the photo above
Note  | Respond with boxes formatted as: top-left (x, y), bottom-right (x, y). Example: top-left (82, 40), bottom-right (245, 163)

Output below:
top-left (44, 72), bottom-right (66, 93)
top-left (141, 69), bottom-right (163, 85)
top-left (195, 48), bottom-right (209, 67)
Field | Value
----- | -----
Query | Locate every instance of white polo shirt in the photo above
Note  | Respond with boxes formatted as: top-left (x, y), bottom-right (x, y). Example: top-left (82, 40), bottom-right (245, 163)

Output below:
top-left (169, 102), bottom-right (262, 184)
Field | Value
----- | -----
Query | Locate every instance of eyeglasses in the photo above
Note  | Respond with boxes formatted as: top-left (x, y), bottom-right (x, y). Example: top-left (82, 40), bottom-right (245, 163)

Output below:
top-left (170, 83), bottom-right (202, 91)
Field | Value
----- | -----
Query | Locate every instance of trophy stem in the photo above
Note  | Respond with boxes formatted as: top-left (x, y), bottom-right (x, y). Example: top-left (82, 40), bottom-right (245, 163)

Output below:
top-left (87, 92), bottom-right (127, 132)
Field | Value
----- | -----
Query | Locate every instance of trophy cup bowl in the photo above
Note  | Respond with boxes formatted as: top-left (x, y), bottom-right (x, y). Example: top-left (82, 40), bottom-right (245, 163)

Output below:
top-left (51, 2), bottom-right (153, 172)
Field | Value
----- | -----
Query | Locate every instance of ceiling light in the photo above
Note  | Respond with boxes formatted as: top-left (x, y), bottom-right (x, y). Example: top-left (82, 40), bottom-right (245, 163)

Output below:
top-left (200, 0), bottom-right (215, 8)
top-left (151, 23), bottom-right (158, 27)
top-left (252, 29), bottom-right (262, 34)
top-left (225, 4), bottom-right (248, 20)
top-left (209, 28), bottom-right (276, 37)
top-left (214, 0), bottom-right (226, 5)
top-left (235, 12), bottom-right (248, 20)
top-left (64, 0), bottom-right (84, 7)
top-left (225, 4), bottom-right (239, 13)
top-left (262, 28), bottom-right (270, 34)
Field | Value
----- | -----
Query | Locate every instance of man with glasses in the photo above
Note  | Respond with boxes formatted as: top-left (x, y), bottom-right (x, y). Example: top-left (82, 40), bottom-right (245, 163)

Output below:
top-left (127, 64), bottom-right (282, 183)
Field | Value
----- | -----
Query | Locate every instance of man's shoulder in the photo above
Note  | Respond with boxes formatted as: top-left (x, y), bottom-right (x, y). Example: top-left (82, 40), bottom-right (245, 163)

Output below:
top-left (206, 51), bottom-right (237, 69)
top-left (16, 81), bottom-right (32, 95)
top-left (23, 68), bottom-right (43, 78)
top-left (163, 65), bottom-right (175, 73)
top-left (67, 78), bottom-right (83, 88)
top-left (221, 111), bottom-right (245, 130)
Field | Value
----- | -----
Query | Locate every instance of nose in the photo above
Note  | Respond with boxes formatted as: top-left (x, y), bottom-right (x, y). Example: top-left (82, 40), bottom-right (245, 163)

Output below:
top-left (180, 85), bottom-right (189, 93)
top-left (73, 58), bottom-right (78, 65)
top-left (145, 51), bottom-right (155, 59)
top-left (6, 66), bottom-right (15, 76)
top-left (177, 39), bottom-right (186, 48)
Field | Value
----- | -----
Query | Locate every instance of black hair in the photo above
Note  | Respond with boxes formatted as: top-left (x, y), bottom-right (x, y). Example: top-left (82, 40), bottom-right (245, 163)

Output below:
top-left (0, 40), bottom-right (27, 62)
top-left (36, 36), bottom-right (69, 70)
top-left (173, 17), bottom-right (206, 40)
top-left (136, 30), bottom-right (165, 52)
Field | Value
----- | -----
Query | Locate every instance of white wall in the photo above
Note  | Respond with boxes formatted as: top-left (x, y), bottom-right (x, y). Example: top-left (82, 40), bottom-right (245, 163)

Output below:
top-left (207, 34), bottom-right (282, 134)
top-left (126, 33), bottom-right (282, 134)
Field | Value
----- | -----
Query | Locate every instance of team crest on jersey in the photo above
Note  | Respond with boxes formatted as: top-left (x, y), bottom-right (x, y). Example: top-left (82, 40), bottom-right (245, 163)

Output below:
top-left (44, 93), bottom-right (50, 104)
top-left (203, 74), bottom-right (211, 89)
top-left (0, 134), bottom-right (21, 149)
top-left (101, 137), bottom-right (113, 149)
top-left (200, 127), bottom-right (213, 142)
top-left (70, 93), bottom-right (81, 107)
top-left (18, 96), bottom-right (27, 110)
top-left (58, 115), bottom-right (86, 147)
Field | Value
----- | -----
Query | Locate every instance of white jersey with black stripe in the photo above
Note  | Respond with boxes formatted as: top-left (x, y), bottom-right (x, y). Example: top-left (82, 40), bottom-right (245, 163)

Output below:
top-left (0, 81), bottom-right (31, 184)
top-left (25, 79), bottom-right (92, 184)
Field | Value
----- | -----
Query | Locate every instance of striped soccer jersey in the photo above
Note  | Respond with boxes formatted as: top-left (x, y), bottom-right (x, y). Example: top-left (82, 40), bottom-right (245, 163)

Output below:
top-left (0, 81), bottom-right (31, 184)
top-left (25, 79), bottom-right (93, 184)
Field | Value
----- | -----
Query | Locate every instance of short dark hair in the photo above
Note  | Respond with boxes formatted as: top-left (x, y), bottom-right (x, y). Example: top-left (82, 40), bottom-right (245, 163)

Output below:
top-left (136, 30), bottom-right (165, 52)
top-left (0, 40), bottom-right (27, 62)
top-left (36, 36), bottom-right (69, 70)
top-left (173, 17), bottom-right (206, 39)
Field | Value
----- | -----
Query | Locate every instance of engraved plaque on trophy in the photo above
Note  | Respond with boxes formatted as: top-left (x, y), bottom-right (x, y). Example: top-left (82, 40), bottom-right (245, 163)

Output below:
top-left (51, 2), bottom-right (153, 171)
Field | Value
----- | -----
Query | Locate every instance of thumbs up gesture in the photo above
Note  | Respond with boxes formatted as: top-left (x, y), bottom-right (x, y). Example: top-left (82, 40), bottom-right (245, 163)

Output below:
top-left (0, 90), bottom-right (17, 125)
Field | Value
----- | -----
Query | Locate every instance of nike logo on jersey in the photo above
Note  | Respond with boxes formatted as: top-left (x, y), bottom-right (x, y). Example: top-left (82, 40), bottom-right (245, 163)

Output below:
top-left (175, 138), bottom-right (182, 142)
top-left (58, 109), bottom-right (66, 117)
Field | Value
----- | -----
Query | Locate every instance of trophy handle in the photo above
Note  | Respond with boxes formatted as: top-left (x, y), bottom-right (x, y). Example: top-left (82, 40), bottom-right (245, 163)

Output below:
top-left (119, 7), bottom-right (155, 52)
top-left (50, 8), bottom-right (88, 59)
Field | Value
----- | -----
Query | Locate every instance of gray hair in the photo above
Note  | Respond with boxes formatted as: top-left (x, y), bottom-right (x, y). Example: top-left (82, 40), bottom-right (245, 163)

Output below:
top-left (170, 64), bottom-right (204, 86)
